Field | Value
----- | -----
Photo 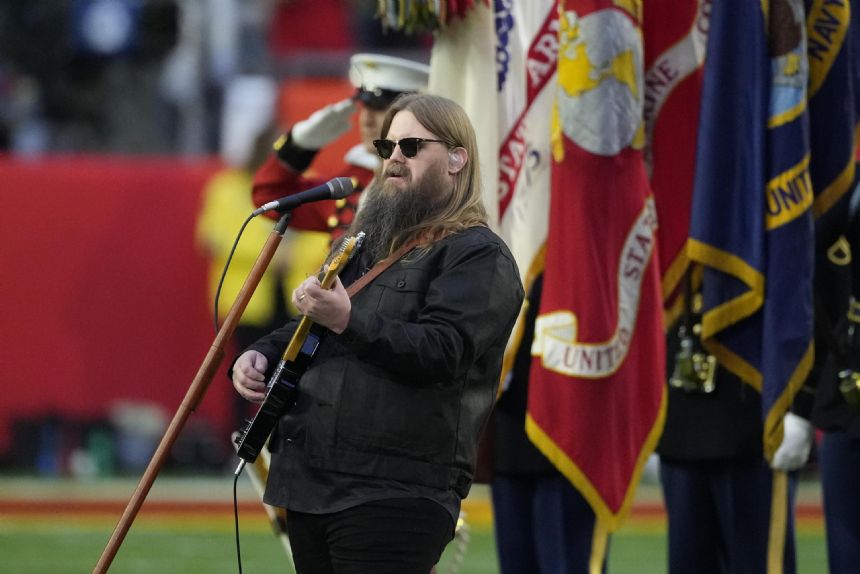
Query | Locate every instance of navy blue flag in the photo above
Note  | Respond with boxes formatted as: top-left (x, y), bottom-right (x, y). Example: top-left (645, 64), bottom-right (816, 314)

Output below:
top-left (807, 0), bottom-right (860, 243)
top-left (688, 0), bottom-right (814, 462)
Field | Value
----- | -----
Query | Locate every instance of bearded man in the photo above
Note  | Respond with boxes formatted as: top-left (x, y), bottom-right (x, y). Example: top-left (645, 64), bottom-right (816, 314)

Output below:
top-left (231, 94), bottom-right (524, 574)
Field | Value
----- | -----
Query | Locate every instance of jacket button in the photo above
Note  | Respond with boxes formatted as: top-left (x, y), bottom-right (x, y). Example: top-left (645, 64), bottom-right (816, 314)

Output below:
top-left (397, 280), bottom-right (406, 288)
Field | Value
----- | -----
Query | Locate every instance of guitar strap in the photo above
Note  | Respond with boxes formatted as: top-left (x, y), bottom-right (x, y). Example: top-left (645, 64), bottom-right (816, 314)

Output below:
top-left (345, 238), bottom-right (425, 298)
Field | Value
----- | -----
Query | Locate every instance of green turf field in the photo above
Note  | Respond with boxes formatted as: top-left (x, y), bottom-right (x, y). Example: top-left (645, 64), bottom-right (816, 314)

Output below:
top-left (0, 476), bottom-right (829, 573)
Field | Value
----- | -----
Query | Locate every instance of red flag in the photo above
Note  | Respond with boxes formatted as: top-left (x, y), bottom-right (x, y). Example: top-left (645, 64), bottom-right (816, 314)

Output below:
top-left (527, 1), bottom-right (666, 532)
top-left (642, 0), bottom-right (709, 316)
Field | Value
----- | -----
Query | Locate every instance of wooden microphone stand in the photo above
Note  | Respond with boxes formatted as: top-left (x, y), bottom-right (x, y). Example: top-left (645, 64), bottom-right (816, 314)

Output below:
top-left (93, 212), bottom-right (292, 573)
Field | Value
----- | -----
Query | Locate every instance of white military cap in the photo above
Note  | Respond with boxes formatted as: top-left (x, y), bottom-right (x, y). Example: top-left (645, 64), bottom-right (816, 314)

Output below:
top-left (349, 53), bottom-right (430, 109)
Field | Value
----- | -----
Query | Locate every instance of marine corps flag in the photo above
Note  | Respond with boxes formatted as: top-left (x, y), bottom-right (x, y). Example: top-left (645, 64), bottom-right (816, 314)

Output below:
top-left (687, 0), bottom-right (814, 461)
top-left (526, 0), bottom-right (666, 535)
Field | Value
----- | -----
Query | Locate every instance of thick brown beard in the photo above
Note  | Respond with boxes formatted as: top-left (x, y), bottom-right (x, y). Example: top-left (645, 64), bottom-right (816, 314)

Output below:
top-left (349, 160), bottom-right (450, 263)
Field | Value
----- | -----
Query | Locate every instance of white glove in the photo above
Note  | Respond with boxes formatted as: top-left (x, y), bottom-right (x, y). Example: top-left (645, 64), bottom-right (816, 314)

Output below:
top-left (771, 412), bottom-right (814, 471)
top-left (290, 98), bottom-right (356, 150)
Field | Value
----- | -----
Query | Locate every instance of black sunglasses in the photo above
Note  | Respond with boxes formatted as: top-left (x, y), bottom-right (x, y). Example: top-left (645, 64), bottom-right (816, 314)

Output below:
top-left (372, 137), bottom-right (448, 159)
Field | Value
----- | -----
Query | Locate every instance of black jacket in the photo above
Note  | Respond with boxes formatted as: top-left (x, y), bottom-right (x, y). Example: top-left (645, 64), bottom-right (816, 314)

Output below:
top-left (811, 207), bottom-right (860, 438)
top-left (248, 226), bottom-right (524, 499)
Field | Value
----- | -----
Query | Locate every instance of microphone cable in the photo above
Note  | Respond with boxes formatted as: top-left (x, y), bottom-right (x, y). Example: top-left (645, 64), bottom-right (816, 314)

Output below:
top-left (233, 462), bottom-right (245, 574)
top-left (212, 213), bottom-right (255, 334)
top-left (209, 209), bottom-right (254, 572)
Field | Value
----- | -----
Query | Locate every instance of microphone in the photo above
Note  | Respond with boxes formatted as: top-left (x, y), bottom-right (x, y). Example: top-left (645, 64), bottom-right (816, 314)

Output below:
top-left (252, 177), bottom-right (354, 216)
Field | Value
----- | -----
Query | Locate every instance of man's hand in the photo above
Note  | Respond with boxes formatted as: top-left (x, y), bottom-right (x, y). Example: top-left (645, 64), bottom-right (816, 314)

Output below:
top-left (291, 98), bottom-right (356, 150)
top-left (232, 350), bottom-right (269, 403)
top-left (293, 276), bottom-right (351, 334)
top-left (771, 412), bottom-right (814, 471)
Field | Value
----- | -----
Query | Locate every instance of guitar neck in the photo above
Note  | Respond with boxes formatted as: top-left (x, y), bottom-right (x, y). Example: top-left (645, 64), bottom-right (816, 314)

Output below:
top-left (282, 316), bottom-right (313, 362)
top-left (280, 254), bottom-right (346, 363)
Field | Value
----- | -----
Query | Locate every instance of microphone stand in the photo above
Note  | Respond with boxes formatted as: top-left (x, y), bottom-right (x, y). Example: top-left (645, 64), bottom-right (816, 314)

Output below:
top-left (93, 212), bottom-right (292, 573)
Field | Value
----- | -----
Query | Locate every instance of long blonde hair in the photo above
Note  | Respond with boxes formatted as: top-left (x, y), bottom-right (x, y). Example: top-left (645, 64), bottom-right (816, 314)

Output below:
top-left (380, 94), bottom-right (488, 249)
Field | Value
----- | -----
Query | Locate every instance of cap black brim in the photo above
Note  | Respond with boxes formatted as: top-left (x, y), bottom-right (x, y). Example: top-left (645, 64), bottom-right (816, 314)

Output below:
top-left (356, 87), bottom-right (409, 110)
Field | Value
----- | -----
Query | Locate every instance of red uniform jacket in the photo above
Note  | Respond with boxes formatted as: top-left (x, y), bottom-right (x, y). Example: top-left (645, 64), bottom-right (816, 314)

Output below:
top-left (252, 143), bottom-right (377, 241)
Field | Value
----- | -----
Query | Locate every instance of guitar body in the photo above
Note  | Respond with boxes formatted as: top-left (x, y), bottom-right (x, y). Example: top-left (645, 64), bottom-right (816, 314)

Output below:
top-left (234, 334), bottom-right (319, 462)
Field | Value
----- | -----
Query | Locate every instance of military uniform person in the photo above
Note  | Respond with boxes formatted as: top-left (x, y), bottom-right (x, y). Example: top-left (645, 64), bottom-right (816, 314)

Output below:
top-left (657, 275), bottom-right (800, 574)
top-left (810, 194), bottom-right (860, 574)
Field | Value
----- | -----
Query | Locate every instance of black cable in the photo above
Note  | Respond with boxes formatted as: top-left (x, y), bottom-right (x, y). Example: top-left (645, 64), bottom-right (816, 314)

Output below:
top-left (233, 465), bottom-right (243, 574)
top-left (214, 214), bottom-right (256, 334)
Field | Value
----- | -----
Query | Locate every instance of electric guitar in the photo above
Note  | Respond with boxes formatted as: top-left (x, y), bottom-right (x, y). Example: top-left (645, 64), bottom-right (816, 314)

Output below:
top-left (234, 233), bottom-right (363, 463)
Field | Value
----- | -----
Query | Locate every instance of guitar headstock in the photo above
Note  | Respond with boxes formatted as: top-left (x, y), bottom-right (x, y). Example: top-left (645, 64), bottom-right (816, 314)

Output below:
top-left (319, 232), bottom-right (365, 288)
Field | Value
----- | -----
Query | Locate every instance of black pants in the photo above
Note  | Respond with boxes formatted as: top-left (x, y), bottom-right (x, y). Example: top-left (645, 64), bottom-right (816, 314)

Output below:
top-left (286, 498), bottom-right (454, 574)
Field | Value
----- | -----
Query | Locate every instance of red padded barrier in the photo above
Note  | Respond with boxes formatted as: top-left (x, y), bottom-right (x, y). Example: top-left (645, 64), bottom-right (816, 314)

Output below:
top-left (0, 155), bottom-right (235, 459)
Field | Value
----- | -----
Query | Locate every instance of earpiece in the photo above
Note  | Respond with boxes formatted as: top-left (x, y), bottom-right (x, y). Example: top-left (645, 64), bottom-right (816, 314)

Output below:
top-left (448, 149), bottom-right (466, 172)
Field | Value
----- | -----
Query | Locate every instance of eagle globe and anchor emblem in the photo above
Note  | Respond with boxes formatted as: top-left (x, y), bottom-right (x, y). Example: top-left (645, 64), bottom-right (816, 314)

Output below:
top-left (553, 7), bottom-right (644, 159)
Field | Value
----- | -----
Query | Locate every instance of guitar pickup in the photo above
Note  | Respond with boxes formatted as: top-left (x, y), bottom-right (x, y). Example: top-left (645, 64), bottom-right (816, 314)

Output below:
top-left (302, 333), bottom-right (320, 356)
